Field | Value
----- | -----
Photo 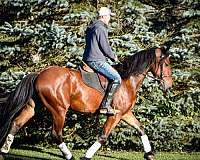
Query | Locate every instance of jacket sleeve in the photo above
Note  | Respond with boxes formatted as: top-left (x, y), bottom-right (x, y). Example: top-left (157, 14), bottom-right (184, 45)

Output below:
top-left (96, 26), bottom-right (116, 61)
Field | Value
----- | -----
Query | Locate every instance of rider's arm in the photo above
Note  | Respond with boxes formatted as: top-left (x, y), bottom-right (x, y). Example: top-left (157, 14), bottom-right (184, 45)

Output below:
top-left (96, 26), bottom-right (117, 62)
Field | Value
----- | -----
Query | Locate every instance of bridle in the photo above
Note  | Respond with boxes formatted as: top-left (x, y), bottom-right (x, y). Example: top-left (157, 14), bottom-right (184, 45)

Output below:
top-left (144, 50), bottom-right (172, 84)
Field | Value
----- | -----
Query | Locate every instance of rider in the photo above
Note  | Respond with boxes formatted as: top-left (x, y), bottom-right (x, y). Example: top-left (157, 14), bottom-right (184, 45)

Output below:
top-left (83, 7), bottom-right (121, 115)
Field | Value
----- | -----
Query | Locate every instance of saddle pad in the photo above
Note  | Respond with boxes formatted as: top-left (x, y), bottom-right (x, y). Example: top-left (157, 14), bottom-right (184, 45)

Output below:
top-left (79, 67), bottom-right (105, 95)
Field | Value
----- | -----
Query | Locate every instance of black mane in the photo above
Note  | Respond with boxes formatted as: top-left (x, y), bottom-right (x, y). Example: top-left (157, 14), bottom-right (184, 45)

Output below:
top-left (115, 48), bottom-right (157, 79)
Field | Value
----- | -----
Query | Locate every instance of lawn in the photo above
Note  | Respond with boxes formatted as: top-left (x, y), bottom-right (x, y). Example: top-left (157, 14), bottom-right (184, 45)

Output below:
top-left (0, 147), bottom-right (200, 160)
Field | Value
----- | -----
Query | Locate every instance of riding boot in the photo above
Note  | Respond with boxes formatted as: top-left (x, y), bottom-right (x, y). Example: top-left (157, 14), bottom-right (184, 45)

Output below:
top-left (100, 80), bottom-right (120, 115)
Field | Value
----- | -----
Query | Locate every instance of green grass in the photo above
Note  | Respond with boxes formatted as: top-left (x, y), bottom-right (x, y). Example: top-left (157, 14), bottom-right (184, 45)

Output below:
top-left (1, 147), bottom-right (200, 160)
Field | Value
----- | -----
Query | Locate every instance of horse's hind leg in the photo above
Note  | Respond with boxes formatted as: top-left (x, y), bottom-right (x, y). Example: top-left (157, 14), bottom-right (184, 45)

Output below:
top-left (0, 98), bottom-right (35, 153)
top-left (122, 111), bottom-right (154, 160)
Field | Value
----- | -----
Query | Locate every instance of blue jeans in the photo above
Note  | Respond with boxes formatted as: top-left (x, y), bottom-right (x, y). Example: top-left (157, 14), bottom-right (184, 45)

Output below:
top-left (87, 61), bottom-right (121, 84)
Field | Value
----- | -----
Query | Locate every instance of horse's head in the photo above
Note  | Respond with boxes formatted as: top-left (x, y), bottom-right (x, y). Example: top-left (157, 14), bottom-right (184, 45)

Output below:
top-left (150, 48), bottom-right (173, 93)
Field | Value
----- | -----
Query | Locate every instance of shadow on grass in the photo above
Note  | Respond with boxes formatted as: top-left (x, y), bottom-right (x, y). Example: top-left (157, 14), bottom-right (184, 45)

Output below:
top-left (1, 146), bottom-right (134, 160)
top-left (97, 153), bottom-right (131, 160)
top-left (2, 153), bottom-right (47, 160)
top-left (1, 145), bottom-right (64, 160)
top-left (14, 145), bottom-right (43, 152)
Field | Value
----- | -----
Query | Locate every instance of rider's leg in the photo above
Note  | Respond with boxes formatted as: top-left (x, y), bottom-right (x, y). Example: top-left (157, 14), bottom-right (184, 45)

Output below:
top-left (87, 61), bottom-right (121, 115)
top-left (100, 79), bottom-right (120, 114)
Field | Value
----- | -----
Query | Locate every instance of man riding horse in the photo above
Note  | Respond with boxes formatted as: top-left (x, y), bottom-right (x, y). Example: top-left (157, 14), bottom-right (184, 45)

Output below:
top-left (83, 7), bottom-right (121, 115)
top-left (0, 6), bottom-right (173, 160)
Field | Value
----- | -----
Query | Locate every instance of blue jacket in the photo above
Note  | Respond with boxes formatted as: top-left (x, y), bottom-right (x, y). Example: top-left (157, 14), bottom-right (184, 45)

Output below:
top-left (83, 20), bottom-right (116, 62)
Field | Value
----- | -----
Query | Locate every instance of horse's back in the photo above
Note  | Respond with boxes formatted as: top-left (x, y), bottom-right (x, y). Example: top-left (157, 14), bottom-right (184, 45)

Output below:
top-left (36, 66), bottom-right (65, 83)
top-left (35, 66), bottom-right (75, 96)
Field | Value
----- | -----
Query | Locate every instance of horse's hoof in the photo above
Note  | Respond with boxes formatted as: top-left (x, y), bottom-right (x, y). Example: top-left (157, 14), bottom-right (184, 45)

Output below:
top-left (80, 157), bottom-right (91, 160)
top-left (144, 151), bottom-right (155, 160)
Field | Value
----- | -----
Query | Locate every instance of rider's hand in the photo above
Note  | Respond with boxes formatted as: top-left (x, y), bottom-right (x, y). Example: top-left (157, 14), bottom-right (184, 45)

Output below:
top-left (113, 56), bottom-right (123, 66)
top-left (114, 56), bottom-right (119, 62)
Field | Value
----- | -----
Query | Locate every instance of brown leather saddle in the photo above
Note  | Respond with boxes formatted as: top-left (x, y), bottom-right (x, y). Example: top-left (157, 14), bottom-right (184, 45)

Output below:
top-left (79, 62), bottom-right (108, 95)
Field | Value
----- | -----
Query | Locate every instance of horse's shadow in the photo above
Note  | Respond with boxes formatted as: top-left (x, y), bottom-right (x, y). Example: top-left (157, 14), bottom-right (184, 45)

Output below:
top-left (1, 146), bottom-right (131, 160)
top-left (1, 146), bottom-right (63, 160)
top-left (2, 153), bottom-right (47, 160)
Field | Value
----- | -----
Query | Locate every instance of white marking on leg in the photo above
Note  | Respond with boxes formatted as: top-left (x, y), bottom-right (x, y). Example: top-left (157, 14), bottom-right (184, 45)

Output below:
top-left (85, 141), bottom-right (101, 159)
top-left (141, 134), bottom-right (151, 153)
top-left (0, 134), bottom-right (14, 153)
top-left (58, 142), bottom-right (72, 160)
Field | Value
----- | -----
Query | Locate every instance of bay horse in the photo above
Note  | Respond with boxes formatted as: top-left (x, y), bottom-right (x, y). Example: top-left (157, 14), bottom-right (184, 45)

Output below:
top-left (0, 47), bottom-right (173, 160)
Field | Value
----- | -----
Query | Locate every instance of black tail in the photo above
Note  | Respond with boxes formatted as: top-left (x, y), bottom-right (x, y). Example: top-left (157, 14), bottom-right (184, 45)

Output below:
top-left (0, 73), bottom-right (38, 147)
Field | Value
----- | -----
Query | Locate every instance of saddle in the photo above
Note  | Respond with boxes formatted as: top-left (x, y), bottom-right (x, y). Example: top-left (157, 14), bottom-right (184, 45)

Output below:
top-left (79, 62), bottom-right (108, 95)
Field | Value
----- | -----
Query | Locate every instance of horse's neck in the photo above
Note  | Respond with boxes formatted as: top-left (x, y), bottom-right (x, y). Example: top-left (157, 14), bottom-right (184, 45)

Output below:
top-left (129, 71), bottom-right (148, 92)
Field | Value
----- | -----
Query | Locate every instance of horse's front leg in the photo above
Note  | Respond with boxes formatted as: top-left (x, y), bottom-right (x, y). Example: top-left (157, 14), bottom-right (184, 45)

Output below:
top-left (81, 115), bottom-right (121, 160)
top-left (122, 110), bottom-right (154, 160)
top-left (0, 98), bottom-right (35, 154)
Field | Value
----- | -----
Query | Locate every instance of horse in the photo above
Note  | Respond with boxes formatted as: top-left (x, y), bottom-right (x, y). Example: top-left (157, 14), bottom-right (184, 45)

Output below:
top-left (0, 47), bottom-right (173, 160)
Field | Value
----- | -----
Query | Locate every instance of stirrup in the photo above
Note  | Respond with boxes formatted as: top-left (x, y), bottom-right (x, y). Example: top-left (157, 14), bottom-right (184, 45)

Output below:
top-left (100, 108), bottom-right (120, 115)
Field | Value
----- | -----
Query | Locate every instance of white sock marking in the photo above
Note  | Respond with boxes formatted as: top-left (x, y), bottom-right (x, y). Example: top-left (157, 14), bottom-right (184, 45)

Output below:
top-left (141, 134), bottom-right (151, 153)
top-left (85, 141), bottom-right (101, 158)
top-left (0, 134), bottom-right (14, 153)
top-left (58, 142), bottom-right (72, 160)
